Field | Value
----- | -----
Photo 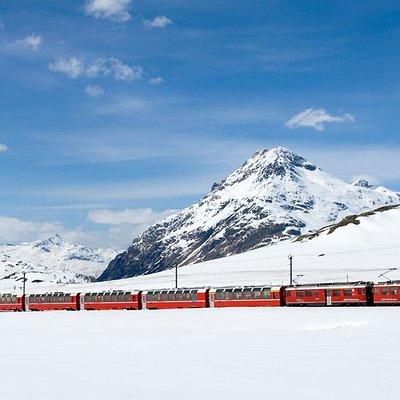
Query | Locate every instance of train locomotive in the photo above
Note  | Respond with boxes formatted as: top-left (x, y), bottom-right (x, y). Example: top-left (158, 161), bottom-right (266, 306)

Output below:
top-left (0, 281), bottom-right (399, 313)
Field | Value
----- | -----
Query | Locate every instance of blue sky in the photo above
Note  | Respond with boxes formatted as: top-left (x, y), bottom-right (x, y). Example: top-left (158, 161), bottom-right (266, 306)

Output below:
top-left (0, 0), bottom-right (399, 248)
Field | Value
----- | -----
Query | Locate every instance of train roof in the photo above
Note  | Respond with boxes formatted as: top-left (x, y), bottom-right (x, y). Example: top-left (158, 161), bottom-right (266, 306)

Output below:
top-left (210, 285), bottom-right (282, 292)
top-left (286, 281), bottom-right (372, 290)
top-left (375, 280), bottom-right (400, 286)
top-left (28, 292), bottom-right (78, 296)
top-left (142, 287), bottom-right (208, 294)
top-left (83, 290), bottom-right (139, 295)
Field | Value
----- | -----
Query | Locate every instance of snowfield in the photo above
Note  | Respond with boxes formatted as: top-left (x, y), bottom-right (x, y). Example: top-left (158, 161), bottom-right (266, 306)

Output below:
top-left (1, 307), bottom-right (399, 399)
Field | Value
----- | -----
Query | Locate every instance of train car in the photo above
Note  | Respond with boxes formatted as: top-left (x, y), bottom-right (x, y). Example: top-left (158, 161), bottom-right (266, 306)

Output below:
top-left (372, 281), bottom-right (400, 305)
top-left (141, 288), bottom-right (209, 310)
top-left (0, 294), bottom-right (24, 312)
top-left (285, 282), bottom-right (373, 306)
top-left (209, 285), bottom-right (284, 308)
top-left (26, 293), bottom-right (79, 311)
top-left (81, 291), bottom-right (141, 310)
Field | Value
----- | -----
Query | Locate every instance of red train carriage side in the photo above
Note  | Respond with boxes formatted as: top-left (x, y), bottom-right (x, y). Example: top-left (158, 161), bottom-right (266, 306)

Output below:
top-left (81, 291), bottom-right (141, 310)
top-left (141, 288), bottom-right (209, 310)
top-left (209, 286), bottom-right (284, 308)
top-left (285, 282), bottom-right (373, 306)
top-left (26, 293), bottom-right (79, 311)
top-left (372, 282), bottom-right (400, 305)
top-left (0, 294), bottom-right (24, 312)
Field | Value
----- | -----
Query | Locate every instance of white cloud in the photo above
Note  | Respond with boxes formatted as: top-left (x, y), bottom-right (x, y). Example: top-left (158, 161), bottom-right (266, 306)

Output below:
top-left (148, 77), bottom-right (164, 85)
top-left (0, 143), bottom-right (8, 152)
top-left (85, 84), bottom-right (105, 97)
top-left (12, 34), bottom-right (42, 51)
top-left (143, 16), bottom-right (172, 28)
top-left (84, 0), bottom-right (132, 22)
top-left (0, 216), bottom-right (64, 245)
top-left (48, 57), bottom-right (84, 78)
top-left (88, 208), bottom-right (177, 225)
top-left (0, 21), bottom-right (4, 31)
top-left (285, 108), bottom-right (354, 131)
top-left (48, 56), bottom-right (142, 81)
top-left (0, 214), bottom-right (139, 250)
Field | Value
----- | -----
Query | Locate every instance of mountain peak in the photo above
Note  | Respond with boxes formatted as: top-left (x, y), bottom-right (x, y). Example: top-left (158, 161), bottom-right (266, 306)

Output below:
top-left (33, 234), bottom-right (64, 249)
top-left (221, 147), bottom-right (317, 189)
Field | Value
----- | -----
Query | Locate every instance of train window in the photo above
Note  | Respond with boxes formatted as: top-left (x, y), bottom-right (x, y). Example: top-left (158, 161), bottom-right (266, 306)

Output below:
top-left (191, 293), bottom-right (197, 301)
top-left (263, 290), bottom-right (271, 299)
top-left (393, 288), bottom-right (398, 295)
top-left (216, 292), bottom-right (223, 300)
top-left (168, 293), bottom-right (175, 301)
top-left (332, 289), bottom-right (341, 296)
top-left (305, 290), bottom-right (312, 297)
top-left (175, 292), bottom-right (182, 300)
top-left (161, 292), bottom-right (167, 301)
top-left (243, 291), bottom-right (252, 300)
top-left (382, 288), bottom-right (389, 295)
top-left (111, 295), bottom-right (118, 302)
top-left (147, 294), bottom-right (154, 301)
top-left (297, 291), bottom-right (304, 298)
top-left (253, 291), bottom-right (261, 299)
top-left (233, 292), bottom-right (242, 300)
top-left (344, 289), bottom-right (352, 296)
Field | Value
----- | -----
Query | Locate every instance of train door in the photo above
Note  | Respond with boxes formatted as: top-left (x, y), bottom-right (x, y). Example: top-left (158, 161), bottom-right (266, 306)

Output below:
top-left (79, 294), bottom-right (85, 311)
top-left (141, 293), bottom-right (147, 310)
top-left (209, 292), bottom-right (215, 308)
top-left (326, 289), bottom-right (332, 306)
top-left (25, 296), bottom-right (29, 312)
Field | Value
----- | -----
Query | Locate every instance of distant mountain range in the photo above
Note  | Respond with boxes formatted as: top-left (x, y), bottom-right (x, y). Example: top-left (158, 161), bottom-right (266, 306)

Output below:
top-left (98, 147), bottom-right (400, 281)
top-left (0, 234), bottom-right (116, 291)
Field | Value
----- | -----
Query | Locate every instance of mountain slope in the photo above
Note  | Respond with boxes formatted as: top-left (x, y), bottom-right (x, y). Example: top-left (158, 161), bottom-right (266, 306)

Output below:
top-left (0, 235), bottom-right (116, 291)
top-left (99, 147), bottom-right (399, 281)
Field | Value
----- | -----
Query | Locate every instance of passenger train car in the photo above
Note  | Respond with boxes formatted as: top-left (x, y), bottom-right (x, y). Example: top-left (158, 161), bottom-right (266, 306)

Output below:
top-left (0, 280), bottom-right (399, 313)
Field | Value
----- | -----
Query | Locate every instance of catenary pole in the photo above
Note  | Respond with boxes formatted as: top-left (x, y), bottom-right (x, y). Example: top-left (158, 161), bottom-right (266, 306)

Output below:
top-left (288, 255), bottom-right (293, 286)
top-left (175, 265), bottom-right (178, 289)
top-left (23, 271), bottom-right (26, 298)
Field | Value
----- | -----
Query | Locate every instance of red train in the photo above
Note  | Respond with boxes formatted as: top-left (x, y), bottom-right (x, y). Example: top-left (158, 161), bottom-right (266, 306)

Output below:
top-left (0, 281), bottom-right (400, 313)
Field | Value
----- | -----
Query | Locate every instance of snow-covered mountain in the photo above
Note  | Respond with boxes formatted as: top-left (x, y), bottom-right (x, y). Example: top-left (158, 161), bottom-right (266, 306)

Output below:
top-left (99, 147), bottom-right (399, 281)
top-left (0, 234), bottom-right (116, 291)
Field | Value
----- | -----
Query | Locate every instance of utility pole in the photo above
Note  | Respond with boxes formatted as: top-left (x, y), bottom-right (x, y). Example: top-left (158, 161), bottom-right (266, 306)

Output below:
top-left (22, 271), bottom-right (27, 312)
top-left (288, 255), bottom-right (293, 286)
top-left (175, 265), bottom-right (178, 289)
top-left (22, 271), bottom-right (26, 298)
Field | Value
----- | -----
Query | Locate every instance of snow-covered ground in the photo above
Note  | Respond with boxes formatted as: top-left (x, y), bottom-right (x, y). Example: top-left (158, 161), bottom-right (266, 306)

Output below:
top-left (1, 307), bottom-right (399, 399)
